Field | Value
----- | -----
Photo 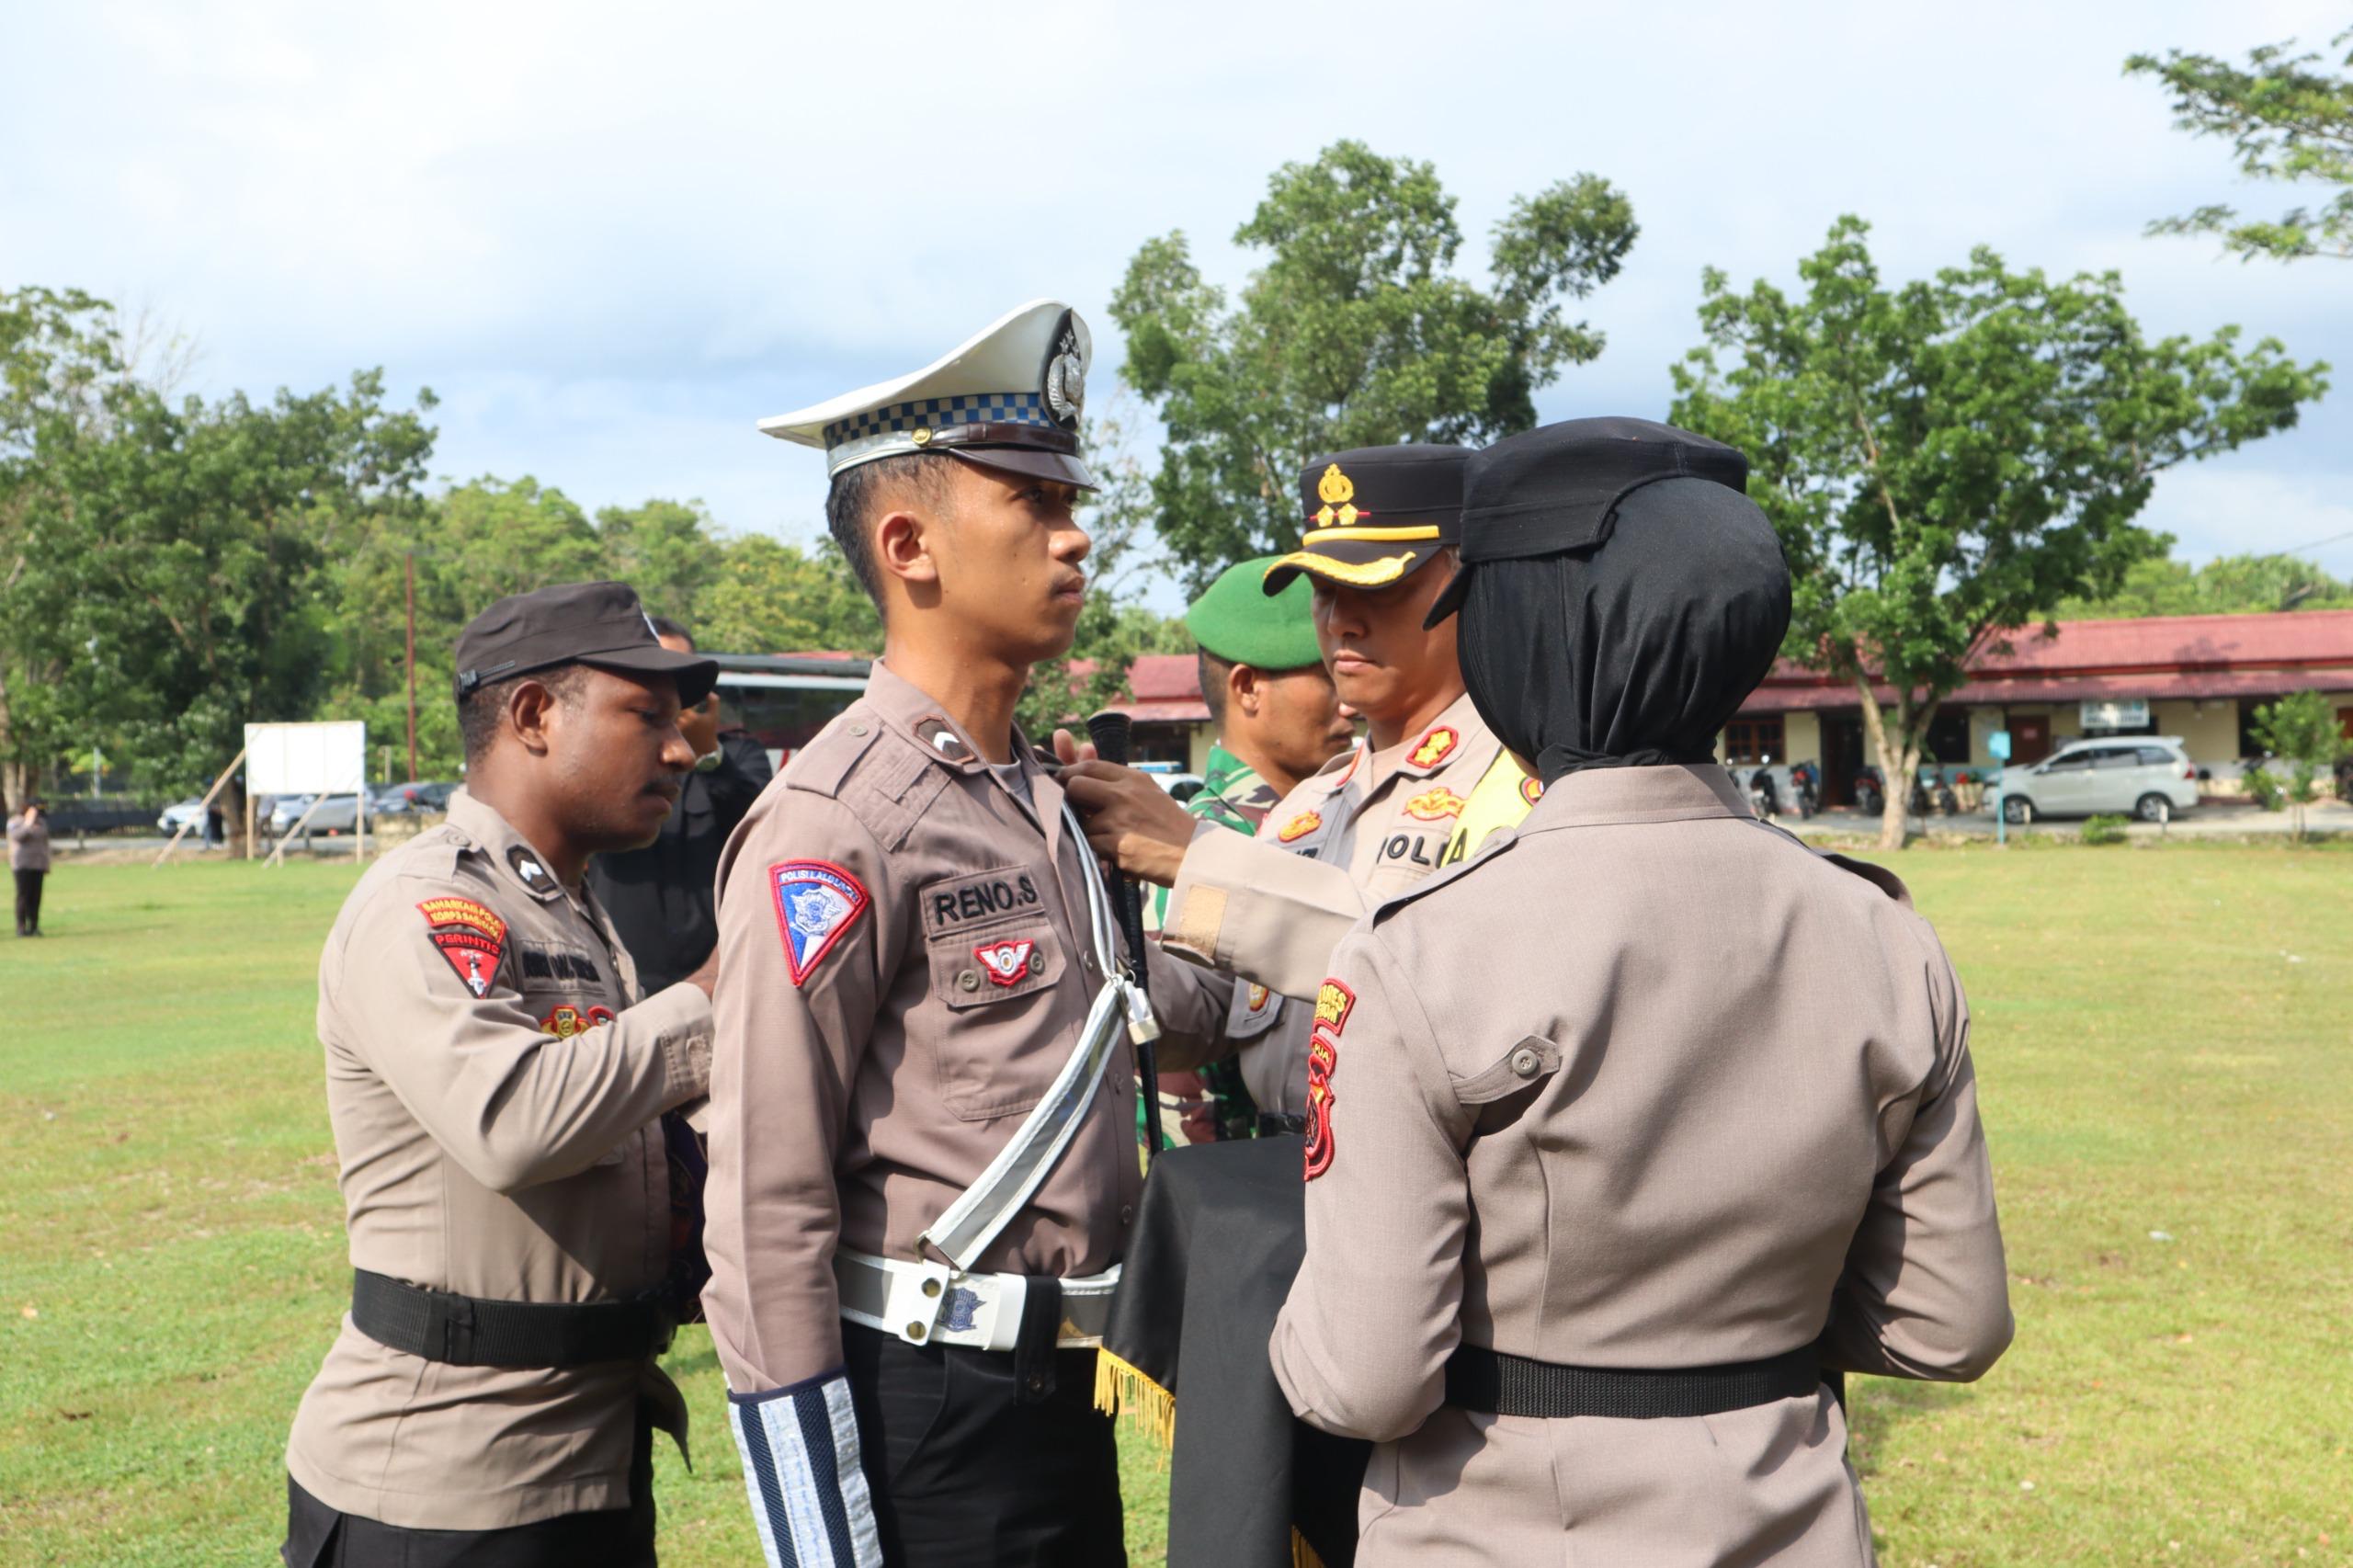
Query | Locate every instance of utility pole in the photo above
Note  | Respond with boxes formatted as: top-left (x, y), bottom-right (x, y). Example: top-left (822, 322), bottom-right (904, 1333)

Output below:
top-left (405, 551), bottom-right (419, 782)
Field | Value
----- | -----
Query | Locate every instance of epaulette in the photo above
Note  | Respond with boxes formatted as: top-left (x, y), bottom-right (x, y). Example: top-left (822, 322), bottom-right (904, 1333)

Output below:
top-left (1753, 818), bottom-right (1915, 908)
top-left (1366, 829), bottom-right (1521, 927)
top-left (840, 730), bottom-right (953, 851)
top-left (781, 713), bottom-right (885, 801)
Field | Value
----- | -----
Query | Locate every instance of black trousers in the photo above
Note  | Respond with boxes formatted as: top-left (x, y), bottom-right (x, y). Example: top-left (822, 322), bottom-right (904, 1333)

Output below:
top-left (843, 1320), bottom-right (1126, 1567)
top-left (13, 869), bottom-right (40, 935)
top-left (281, 1420), bottom-right (654, 1568)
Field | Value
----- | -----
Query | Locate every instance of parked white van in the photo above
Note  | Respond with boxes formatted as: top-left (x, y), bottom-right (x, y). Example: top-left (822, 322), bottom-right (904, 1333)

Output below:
top-left (1986, 737), bottom-right (2200, 824)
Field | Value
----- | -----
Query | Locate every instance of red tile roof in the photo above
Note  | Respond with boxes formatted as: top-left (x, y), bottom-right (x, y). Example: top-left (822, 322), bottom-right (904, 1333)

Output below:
top-left (1742, 609), bottom-right (2353, 714)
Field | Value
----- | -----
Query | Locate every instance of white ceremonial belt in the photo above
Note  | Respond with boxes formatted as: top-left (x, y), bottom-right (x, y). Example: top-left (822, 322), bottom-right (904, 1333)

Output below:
top-left (835, 1249), bottom-right (1120, 1352)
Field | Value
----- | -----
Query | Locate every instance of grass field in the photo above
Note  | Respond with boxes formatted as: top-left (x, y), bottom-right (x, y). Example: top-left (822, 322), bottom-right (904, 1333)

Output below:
top-left (2, 846), bottom-right (2347, 1566)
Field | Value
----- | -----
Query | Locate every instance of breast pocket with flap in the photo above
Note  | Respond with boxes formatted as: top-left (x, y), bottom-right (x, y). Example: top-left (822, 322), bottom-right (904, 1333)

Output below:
top-left (917, 866), bottom-right (1072, 1119)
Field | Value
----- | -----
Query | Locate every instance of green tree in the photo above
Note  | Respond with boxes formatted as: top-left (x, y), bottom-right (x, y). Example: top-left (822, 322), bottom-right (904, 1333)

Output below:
top-left (1111, 140), bottom-right (1637, 582)
top-left (1669, 216), bottom-right (2328, 848)
top-left (434, 476), bottom-right (602, 598)
top-left (0, 287), bottom-right (130, 808)
top-left (2244, 689), bottom-right (2347, 842)
top-left (693, 534), bottom-right (880, 656)
top-left (599, 498), bottom-right (724, 620)
top-left (2129, 28), bottom-right (2353, 264)
top-left (2057, 551), bottom-right (2353, 619)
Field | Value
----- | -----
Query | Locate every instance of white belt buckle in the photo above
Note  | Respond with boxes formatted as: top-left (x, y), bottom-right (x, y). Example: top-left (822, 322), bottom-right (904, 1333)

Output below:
top-left (881, 1258), bottom-right (953, 1347)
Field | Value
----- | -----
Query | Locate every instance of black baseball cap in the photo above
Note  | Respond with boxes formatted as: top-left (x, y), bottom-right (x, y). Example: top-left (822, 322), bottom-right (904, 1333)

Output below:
top-left (453, 582), bottom-right (720, 707)
top-left (1424, 418), bottom-right (1750, 626)
top-left (1262, 444), bottom-right (1470, 594)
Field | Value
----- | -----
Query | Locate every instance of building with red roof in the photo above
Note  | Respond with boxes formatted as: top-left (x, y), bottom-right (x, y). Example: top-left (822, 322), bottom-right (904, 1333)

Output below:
top-left (1726, 609), bottom-right (2353, 803)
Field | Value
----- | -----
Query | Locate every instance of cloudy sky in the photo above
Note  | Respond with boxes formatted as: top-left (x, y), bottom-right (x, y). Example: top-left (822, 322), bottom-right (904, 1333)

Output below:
top-left (7, 0), bottom-right (2350, 601)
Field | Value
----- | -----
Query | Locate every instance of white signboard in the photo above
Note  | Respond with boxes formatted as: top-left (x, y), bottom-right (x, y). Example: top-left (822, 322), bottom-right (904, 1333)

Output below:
top-left (245, 721), bottom-right (367, 795)
top-left (2079, 699), bottom-right (2149, 732)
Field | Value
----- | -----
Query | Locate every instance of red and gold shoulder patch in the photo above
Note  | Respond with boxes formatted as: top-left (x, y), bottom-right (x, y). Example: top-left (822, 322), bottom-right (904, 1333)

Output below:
top-left (1408, 726), bottom-right (1460, 770)
top-left (1278, 811), bottom-right (1323, 844)
top-left (1303, 979), bottom-right (1355, 1182)
top-left (417, 896), bottom-right (506, 999)
top-left (1245, 983), bottom-right (1271, 1014)
top-left (1404, 787), bottom-right (1465, 822)
top-left (1521, 775), bottom-right (1544, 806)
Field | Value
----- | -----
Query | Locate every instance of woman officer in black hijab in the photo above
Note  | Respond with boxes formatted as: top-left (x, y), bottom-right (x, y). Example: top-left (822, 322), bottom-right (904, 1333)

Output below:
top-left (1268, 418), bottom-right (2010, 1568)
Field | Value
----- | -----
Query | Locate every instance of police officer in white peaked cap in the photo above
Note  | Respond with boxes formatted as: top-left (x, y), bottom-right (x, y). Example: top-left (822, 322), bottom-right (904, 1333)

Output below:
top-left (703, 300), bottom-right (1233, 1566)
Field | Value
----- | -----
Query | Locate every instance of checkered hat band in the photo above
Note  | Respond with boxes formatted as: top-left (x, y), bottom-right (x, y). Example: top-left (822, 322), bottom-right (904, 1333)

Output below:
top-left (824, 392), bottom-right (1051, 450)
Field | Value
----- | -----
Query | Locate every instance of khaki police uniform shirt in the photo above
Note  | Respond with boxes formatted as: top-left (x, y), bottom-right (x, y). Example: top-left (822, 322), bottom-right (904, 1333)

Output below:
top-left (285, 790), bottom-right (714, 1530)
top-left (701, 664), bottom-right (1230, 1395)
top-left (1270, 765), bottom-right (2011, 1567)
top-left (1159, 691), bottom-right (1514, 1115)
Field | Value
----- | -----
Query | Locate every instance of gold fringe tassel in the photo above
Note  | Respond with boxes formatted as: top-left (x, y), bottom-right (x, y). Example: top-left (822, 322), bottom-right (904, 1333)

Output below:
top-left (1091, 1346), bottom-right (1176, 1455)
top-left (1290, 1527), bottom-right (1327, 1568)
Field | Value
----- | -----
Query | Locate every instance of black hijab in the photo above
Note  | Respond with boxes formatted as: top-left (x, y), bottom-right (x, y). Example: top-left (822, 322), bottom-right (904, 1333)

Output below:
top-left (1456, 475), bottom-right (1792, 785)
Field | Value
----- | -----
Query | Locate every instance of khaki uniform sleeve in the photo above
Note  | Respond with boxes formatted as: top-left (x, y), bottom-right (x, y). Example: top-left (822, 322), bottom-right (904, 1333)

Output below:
top-left (1821, 935), bottom-right (2013, 1381)
top-left (1270, 928), bottom-right (1470, 1442)
top-left (702, 792), bottom-right (892, 1395)
top-left (1162, 822), bottom-right (1370, 1002)
top-left (326, 879), bottom-right (711, 1197)
top-left (1139, 935), bottom-right (1236, 1075)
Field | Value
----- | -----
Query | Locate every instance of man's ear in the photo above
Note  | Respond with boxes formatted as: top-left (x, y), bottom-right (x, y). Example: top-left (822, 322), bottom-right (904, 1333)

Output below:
top-left (507, 678), bottom-right (560, 757)
top-left (875, 506), bottom-right (940, 589)
top-left (1229, 662), bottom-right (1264, 720)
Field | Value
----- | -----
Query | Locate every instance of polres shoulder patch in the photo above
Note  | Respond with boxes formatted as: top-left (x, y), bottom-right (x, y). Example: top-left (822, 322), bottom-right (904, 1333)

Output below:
top-left (1302, 979), bottom-right (1355, 1182)
top-left (417, 896), bottom-right (507, 998)
top-left (770, 860), bottom-right (871, 985)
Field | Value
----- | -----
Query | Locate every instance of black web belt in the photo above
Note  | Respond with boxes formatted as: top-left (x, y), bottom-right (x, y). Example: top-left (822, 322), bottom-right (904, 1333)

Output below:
top-left (1446, 1342), bottom-right (1823, 1419)
top-left (351, 1268), bottom-right (676, 1369)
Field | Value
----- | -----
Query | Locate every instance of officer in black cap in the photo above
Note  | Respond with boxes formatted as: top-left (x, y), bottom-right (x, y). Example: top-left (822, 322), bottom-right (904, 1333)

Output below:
top-left (284, 580), bottom-right (722, 1568)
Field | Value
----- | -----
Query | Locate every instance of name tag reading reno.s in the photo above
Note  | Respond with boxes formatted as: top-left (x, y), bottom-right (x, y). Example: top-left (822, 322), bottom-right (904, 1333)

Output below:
top-left (920, 865), bottom-right (1047, 937)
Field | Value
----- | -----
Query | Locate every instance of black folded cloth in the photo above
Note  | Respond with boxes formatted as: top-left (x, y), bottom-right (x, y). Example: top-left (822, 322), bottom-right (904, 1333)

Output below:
top-left (1098, 1136), bottom-right (1370, 1568)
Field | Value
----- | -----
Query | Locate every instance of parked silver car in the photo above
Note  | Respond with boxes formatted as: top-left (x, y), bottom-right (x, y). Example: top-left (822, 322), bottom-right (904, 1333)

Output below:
top-left (267, 793), bottom-right (363, 837)
top-left (1986, 737), bottom-right (2200, 824)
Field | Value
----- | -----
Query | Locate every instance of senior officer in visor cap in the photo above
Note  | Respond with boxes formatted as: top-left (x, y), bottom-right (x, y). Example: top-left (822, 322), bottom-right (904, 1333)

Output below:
top-left (1063, 444), bottom-right (1533, 1134)
top-left (1142, 557), bottom-right (1356, 1145)
top-left (1270, 417), bottom-right (2013, 1566)
top-left (283, 582), bottom-right (721, 1568)
top-left (702, 301), bottom-right (1232, 1567)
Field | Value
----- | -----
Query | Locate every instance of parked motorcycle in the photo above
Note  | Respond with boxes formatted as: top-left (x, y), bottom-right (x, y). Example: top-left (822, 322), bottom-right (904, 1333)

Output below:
top-left (1854, 764), bottom-right (1957, 818)
top-left (1747, 755), bottom-right (1778, 819)
top-left (1788, 759), bottom-right (1821, 819)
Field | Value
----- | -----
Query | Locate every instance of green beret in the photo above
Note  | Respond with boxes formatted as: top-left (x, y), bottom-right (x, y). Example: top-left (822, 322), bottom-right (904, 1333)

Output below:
top-left (1186, 556), bottom-right (1324, 670)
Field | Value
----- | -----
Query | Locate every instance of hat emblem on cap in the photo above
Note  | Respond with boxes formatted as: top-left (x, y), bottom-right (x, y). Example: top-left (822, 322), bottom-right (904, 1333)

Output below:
top-left (1312, 463), bottom-right (1364, 529)
top-left (1043, 314), bottom-right (1086, 427)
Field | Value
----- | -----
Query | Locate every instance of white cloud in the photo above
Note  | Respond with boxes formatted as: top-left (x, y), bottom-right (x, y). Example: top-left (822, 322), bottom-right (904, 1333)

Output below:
top-left (4, 0), bottom-right (2348, 583)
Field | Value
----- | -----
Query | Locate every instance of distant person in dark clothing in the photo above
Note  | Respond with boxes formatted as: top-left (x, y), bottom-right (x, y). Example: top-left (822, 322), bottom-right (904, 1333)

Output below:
top-left (11, 800), bottom-right (51, 937)
top-left (585, 619), bottom-right (773, 991)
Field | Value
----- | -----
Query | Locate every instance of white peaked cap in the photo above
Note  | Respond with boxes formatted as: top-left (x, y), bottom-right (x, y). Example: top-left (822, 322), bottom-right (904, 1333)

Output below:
top-left (758, 300), bottom-right (1096, 487)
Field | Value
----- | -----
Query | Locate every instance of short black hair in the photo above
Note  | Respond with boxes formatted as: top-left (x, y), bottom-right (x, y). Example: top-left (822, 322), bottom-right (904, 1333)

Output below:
top-left (1197, 650), bottom-right (1234, 726)
top-left (459, 664), bottom-right (591, 767)
top-left (648, 616), bottom-right (693, 650)
top-left (824, 452), bottom-right (955, 607)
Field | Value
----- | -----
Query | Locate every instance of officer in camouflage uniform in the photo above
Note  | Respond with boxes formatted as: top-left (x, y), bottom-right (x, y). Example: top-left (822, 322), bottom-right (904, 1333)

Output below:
top-left (1145, 556), bottom-right (1355, 1143)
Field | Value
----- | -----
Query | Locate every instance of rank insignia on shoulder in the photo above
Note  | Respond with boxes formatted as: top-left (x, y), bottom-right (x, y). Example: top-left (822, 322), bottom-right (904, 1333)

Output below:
top-left (972, 937), bottom-right (1038, 986)
top-left (506, 844), bottom-right (557, 894)
top-left (1246, 983), bottom-right (1271, 1013)
top-left (1278, 811), bottom-right (1323, 844)
top-left (914, 716), bottom-right (974, 764)
top-left (1303, 978), bottom-right (1354, 1182)
top-left (770, 860), bottom-right (870, 986)
top-left (1408, 725), bottom-right (1460, 770)
top-left (1521, 775), bottom-right (1544, 805)
top-left (1404, 787), bottom-right (1465, 822)
top-left (416, 896), bottom-right (507, 999)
